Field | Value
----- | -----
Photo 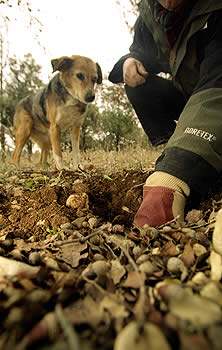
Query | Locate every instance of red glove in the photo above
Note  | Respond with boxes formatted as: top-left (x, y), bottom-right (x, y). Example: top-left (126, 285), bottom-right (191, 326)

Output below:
top-left (134, 171), bottom-right (190, 228)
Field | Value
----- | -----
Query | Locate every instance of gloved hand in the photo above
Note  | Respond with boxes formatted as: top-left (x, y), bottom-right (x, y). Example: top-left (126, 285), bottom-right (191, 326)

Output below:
top-left (134, 171), bottom-right (190, 228)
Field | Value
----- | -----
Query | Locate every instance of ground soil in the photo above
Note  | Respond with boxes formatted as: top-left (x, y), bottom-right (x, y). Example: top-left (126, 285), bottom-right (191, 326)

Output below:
top-left (0, 168), bottom-right (147, 239)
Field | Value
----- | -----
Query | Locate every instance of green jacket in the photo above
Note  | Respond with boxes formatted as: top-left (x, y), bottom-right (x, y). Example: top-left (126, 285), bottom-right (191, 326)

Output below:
top-left (139, 0), bottom-right (222, 97)
top-left (109, 1), bottom-right (222, 193)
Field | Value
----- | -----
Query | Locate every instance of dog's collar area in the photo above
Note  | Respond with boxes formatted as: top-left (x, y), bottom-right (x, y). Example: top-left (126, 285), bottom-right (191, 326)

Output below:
top-left (57, 74), bottom-right (87, 105)
top-left (54, 75), bottom-right (69, 103)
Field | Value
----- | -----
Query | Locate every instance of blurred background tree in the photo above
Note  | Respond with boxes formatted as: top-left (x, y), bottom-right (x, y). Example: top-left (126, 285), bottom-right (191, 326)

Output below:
top-left (116, 0), bottom-right (139, 33)
top-left (0, 0), bottom-right (42, 161)
top-left (0, 53), bottom-right (44, 158)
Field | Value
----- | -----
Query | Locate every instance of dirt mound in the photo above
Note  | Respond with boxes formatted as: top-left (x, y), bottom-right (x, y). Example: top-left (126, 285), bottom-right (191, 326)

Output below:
top-left (0, 169), bottom-right (148, 240)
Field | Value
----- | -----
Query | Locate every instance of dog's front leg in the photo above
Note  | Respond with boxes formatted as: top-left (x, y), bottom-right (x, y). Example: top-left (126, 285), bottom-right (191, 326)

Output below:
top-left (70, 125), bottom-right (81, 169)
top-left (49, 124), bottom-right (66, 170)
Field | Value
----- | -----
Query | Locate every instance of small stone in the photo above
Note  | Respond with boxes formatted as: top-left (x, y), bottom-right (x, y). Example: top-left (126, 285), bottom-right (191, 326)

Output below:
top-left (191, 272), bottom-right (208, 286)
top-left (29, 252), bottom-right (41, 265)
top-left (60, 223), bottom-right (74, 230)
top-left (136, 254), bottom-right (149, 264)
top-left (92, 261), bottom-right (110, 276)
top-left (139, 261), bottom-right (156, 275)
top-left (113, 224), bottom-right (125, 233)
top-left (0, 247), bottom-right (5, 256)
top-left (42, 257), bottom-right (61, 271)
top-left (152, 247), bottom-right (160, 255)
top-left (193, 243), bottom-right (207, 257)
top-left (88, 217), bottom-right (98, 229)
top-left (94, 254), bottom-right (106, 261)
top-left (72, 217), bottom-right (86, 229)
top-left (167, 257), bottom-right (188, 281)
top-left (162, 226), bottom-right (173, 233)
top-left (0, 239), bottom-right (13, 249)
top-left (133, 246), bottom-right (143, 259)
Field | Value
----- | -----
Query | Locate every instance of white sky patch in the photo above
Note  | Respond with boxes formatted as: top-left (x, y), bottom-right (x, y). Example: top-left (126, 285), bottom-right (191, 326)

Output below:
top-left (2, 0), bottom-right (134, 82)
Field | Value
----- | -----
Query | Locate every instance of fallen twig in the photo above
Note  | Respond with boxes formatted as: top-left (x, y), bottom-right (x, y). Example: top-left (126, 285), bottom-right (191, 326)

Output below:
top-left (54, 228), bottom-right (104, 247)
top-left (55, 304), bottom-right (80, 350)
top-left (101, 232), bottom-right (147, 329)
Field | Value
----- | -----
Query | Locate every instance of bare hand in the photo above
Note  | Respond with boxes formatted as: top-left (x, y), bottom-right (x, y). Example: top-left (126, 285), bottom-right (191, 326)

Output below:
top-left (123, 58), bottom-right (149, 87)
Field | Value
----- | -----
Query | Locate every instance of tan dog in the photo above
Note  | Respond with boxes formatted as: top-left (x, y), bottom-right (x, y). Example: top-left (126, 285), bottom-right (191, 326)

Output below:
top-left (12, 55), bottom-right (102, 170)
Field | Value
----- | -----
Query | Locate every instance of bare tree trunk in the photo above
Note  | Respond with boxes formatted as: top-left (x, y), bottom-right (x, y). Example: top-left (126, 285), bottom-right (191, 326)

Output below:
top-left (0, 36), bottom-right (6, 163)
top-left (27, 140), bottom-right (32, 161)
top-left (0, 123), bottom-right (6, 162)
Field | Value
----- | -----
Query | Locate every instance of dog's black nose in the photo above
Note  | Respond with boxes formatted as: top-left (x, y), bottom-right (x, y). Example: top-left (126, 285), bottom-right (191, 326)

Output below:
top-left (85, 92), bottom-right (95, 103)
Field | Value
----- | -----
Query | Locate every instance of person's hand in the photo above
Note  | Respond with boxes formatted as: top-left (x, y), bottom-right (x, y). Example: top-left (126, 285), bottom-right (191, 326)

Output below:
top-left (133, 172), bottom-right (190, 228)
top-left (123, 58), bottom-right (148, 87)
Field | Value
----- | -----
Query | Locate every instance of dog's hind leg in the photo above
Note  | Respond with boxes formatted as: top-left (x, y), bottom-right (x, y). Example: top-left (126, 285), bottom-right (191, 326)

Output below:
top-left (12, 109), bottom-right (33, 168)
top-left (39, 137), bottom-right (51, 166)
top-left (39, 143), bottom-right (51, 166)
top-left (30, 131), bottom-right (51, 167)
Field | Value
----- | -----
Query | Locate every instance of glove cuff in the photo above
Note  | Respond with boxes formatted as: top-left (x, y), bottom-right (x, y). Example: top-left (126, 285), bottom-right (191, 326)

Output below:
top-left (145, 171), bottom-right (190, 197)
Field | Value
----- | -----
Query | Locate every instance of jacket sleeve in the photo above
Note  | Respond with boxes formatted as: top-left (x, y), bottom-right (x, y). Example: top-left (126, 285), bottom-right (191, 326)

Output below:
top-left (156, 10), bottom-right (222, 194)
top-left (108, 16), bottom-right (164, 83)
top-left (193, 9), bottom-right (222, 93)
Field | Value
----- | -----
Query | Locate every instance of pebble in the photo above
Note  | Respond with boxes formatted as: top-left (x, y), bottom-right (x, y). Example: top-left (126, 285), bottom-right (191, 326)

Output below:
top-left (60, 223), bottom-right (74, 230)
top-left (93, 254), bottom-right (106, 261)
top-left (88, 217), bottom-right (98, 229)
top-left (193, 243), bottom-right (207, 257)
top-left (136, 254), bottom-right (149, 264)
top-left (162, 226), bottom-right (173, 233)
top-left (72, 217), bottom-right (86, 229)
top-left (191, 272), bottom-right (208, 286)
top-left (0, 239), bottom-right (13, 249)
top-left (133, 246), bottom-right (143, 259)
top-left (138, 261), bottom-right (156, 275)
top-left (29, 252), bottom-right (41, 265)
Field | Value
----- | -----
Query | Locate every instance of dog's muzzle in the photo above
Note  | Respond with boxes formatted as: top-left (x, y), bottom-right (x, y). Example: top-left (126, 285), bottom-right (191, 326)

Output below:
top-left (85, 91), bottom-right (95, 103)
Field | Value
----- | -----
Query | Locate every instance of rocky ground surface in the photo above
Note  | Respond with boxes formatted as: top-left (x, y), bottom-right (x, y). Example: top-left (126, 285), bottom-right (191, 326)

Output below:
top-left (0, 165), bottom-right (222, 350)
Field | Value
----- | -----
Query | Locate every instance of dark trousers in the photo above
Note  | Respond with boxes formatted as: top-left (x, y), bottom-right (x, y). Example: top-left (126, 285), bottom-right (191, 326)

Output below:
top-left (125, 75), bottom-right (186, 146)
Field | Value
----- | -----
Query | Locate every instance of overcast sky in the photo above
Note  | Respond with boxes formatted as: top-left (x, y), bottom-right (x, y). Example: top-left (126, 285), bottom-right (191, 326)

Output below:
top-left (2, 0), bottom-right (135, 82)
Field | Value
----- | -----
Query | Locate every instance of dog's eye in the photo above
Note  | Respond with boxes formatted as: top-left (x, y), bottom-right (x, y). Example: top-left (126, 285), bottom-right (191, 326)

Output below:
top-left (77, 73), bottom-right (84, 81)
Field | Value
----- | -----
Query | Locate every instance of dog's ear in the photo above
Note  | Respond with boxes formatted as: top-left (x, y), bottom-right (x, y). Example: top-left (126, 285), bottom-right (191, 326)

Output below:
top-left (96, 63), bottom-right (102, 84)
top-left (51, 57), bottom-right (73, 73)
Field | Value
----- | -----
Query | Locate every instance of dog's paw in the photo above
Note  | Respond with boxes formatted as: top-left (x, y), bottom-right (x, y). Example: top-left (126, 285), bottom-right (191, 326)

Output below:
top-left (54, 155), bottom-right (67, 170)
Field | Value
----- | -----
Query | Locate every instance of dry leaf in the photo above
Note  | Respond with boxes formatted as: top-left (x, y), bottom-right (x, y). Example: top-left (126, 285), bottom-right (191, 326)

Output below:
top-left (180, 241), bottom-right (195, 268)
top-left (110, 260), bottom-right (126, 284)
top-left (201, 282), bottom-right (222, 306)
top-left (67, 295), bottom-right (104, 327)
top-left (168, 287), bottom-right (221, 331)
top-left (56, 242), bottom-right (88, 268)
top-left (160, 241), bottom-right (180, 257)
top-left (92, 260), bottom-right (110, 277)
top-left (186, 209), bottom-right (202, 224)
top-left (114, 321), bottom-right (171, 350)
top-left (100, 296), bottom-right (129, 320)
top-left (121, 271), bottom-right (145, 289)
top-left (0, 256), bottom-right (40, 279)
top-left (178, 330), bottom-right (211, 350)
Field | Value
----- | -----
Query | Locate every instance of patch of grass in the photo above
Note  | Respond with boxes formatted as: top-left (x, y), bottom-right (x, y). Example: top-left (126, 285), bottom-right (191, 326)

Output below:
top-left (0, 145), bottom-right (164, 174)
top-left (80, 145), bottom-right (163, 172)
